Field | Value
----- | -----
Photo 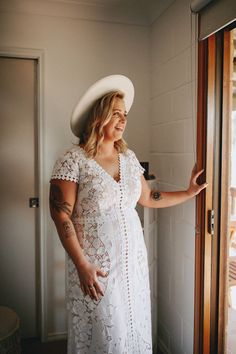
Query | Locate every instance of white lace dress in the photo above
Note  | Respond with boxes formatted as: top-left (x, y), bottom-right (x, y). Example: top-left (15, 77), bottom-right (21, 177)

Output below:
top-left (51, 146), bottom-right (152, 354)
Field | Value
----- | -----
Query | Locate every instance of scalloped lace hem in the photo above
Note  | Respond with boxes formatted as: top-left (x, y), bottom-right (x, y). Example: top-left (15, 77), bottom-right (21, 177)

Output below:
top-left (50, 174), bottom-right (79, 183)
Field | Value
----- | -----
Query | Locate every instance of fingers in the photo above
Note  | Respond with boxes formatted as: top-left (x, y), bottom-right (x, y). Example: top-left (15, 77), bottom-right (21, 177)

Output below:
top-left (80, 267), bottom-right (108, 301)
top-left (97, 268), bottom-right (108, 277)
top-left (86, 281), bottom-right (104, 301)
top-left (200, 182), bottom-right (209, 191)
top-left (194, 182), bottom-right (209, 196)
top-left (87, 284), bottom-right (99, 301)
top-left (94, 281), bottom-right (105, 297)
top-left (91, 268), bottom-right (107, 298)
top-left (82, 283), bottom-right (98, 300)
top-left (195, 168), bottom-right (204, 178)
top-left (192, 168), bottom-right (205, 184)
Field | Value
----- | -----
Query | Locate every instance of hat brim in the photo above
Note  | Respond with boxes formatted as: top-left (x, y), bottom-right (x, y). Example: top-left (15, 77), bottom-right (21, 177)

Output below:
top-left (70, 74), bottom-right (134, 138)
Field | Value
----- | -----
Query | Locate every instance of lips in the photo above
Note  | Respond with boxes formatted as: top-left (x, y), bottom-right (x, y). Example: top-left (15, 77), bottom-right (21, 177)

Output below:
top-left (115, 126), bottom-right (124, 131)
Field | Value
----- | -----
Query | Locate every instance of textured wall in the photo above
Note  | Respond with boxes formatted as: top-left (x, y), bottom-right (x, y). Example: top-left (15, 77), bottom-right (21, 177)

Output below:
top-left (150, 0), bottom-right (197, 352)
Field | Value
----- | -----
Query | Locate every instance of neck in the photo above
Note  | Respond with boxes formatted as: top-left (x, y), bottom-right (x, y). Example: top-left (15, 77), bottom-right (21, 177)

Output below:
top-left (97, 140), bottom-right (116, 157)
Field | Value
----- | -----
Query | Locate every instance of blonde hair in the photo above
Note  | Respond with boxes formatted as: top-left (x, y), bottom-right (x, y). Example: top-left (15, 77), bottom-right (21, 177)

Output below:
top-left (80, 91), bottom-right (128, 158)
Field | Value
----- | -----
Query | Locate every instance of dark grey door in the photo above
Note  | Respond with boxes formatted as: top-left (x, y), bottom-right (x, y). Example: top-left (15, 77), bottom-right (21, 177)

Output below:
top-left (0, 57), bottom-right (38, 338)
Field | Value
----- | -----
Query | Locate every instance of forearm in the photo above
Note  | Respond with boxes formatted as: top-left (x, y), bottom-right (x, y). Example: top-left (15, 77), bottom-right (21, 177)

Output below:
top-left (139, 189), bottom-right (193, 209)
top-left (53, 215), bottom-right (87, 269)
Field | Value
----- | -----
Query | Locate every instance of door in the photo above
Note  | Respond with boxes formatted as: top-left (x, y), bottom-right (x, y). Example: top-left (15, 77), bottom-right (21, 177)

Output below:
top-left (194, 24), bottom-right (236, 354)
top-left (0, 57), bottom-right (39, 338)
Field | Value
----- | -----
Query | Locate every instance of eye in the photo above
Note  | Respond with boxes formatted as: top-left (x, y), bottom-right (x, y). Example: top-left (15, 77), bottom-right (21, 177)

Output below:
top-left (112, 112), bottom-right (120, 118)
top-left (112, 111), bottom-right (127, 119)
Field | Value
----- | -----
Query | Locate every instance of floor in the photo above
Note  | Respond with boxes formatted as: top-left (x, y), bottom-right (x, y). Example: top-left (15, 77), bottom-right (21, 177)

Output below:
top-left (21, 338), bottom-right (67, 354)
top-left (21, 338), bottom-right (164, 354)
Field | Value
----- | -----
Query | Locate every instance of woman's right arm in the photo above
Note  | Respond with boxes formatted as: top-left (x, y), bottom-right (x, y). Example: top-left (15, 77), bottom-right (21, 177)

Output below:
top-left (49, 179), bottom-right (107, 300)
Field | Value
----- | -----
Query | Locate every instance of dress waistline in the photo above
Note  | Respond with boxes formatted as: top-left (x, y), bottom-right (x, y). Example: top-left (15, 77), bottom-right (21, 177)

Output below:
top-left (72, 207), bottom-right (138, 223)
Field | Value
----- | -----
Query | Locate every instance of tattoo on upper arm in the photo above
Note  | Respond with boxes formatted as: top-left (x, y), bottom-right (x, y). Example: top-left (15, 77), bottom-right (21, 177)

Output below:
top-left (62, 220), bottom-right (74, 239)
top-left (151, 190), bottom-right (162, 201)
top-left (50, 184), bottom-right (72, 215)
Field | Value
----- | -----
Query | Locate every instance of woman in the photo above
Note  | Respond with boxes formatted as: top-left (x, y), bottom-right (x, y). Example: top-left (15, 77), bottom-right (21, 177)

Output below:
top-left (50, 75), bottom-right (207, 354)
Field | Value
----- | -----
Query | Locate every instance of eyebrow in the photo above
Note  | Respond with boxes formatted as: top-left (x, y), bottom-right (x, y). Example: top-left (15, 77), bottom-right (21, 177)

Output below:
top-left (113, 108), bottom-right (127, 114)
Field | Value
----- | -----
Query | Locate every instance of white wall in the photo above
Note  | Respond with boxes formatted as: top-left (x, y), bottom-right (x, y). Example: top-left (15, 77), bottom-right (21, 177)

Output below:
top-left (0, 7), bottom-right (150, 339)
top-left (150, 0), bottom-right (197, 353)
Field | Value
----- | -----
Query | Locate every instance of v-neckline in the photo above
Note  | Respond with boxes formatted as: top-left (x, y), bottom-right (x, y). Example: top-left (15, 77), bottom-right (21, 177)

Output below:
top-left (78, 146), bottom-right (122, 185)
top-left (93, 153), bottom-right (122, 185)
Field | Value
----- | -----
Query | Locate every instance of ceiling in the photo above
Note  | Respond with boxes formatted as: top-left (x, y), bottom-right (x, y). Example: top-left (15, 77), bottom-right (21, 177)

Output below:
top-left (0, 0), bottom-right (174, 25)
top-left (46, 0), bottom-right (175, 25)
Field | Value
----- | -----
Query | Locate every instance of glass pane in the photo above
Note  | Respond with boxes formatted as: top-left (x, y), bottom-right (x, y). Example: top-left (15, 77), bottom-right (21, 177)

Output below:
top-left (226, 27), bottom-right (236, 354)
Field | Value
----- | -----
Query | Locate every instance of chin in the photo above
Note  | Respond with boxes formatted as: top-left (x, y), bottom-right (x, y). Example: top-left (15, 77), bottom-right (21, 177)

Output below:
top-left (114, 133), bottom-right (123, 140)
top-left (116, 129), bottom-right (124, 135)
top-left (113, 135), bottom-right (123, 142)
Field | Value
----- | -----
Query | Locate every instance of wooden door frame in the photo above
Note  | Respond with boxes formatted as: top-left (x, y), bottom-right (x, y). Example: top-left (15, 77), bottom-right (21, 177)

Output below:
top-left (217, 29), bottom-right (232, 353)
top-left (194, 28), bottom-right (234, 354)
top-left (194, 37), bottom-right (206, 354)
top-left (194, 34), bottom-right (215, 354)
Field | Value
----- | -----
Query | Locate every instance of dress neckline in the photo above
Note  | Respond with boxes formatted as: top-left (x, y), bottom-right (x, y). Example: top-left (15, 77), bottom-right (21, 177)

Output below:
top-left (78, 145), bottom-right (122, 185)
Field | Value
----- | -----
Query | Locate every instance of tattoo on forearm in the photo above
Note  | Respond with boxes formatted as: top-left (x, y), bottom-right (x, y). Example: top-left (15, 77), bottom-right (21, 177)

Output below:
top-left (62, 220), bottom-right (74, 239)
top-left (50, 184), bottom-right (72, 215)
top-left (151, 190), bottom-right (162, 201)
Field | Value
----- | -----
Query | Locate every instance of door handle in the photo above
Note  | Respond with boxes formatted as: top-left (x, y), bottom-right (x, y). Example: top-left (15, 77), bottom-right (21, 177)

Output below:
top-left (29, 197), bottom-right (39, 208)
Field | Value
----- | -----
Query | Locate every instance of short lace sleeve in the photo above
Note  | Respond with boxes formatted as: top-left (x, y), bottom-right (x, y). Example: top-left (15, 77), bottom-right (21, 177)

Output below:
top-left (127, 149), bottom-right (145, 176)
top-left (51, 147), bottom-right (80, 183)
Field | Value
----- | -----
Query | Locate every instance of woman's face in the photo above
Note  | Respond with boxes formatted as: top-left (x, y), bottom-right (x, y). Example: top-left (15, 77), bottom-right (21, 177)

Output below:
top-left (103, 98), bottom-right (127, 142)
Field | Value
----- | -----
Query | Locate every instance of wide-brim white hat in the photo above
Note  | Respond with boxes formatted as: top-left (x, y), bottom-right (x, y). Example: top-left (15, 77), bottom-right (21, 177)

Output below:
top-left (70, 74), bottom-right (134, 138)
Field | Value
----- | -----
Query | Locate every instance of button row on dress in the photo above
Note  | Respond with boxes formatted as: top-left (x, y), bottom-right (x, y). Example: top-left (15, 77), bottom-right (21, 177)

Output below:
top-left (119, 183), bottom-right (135, 345)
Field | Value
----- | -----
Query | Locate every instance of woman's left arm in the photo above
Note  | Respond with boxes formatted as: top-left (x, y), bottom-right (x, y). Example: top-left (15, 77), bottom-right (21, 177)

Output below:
top-left (138, 164), bottom-right (208, 208)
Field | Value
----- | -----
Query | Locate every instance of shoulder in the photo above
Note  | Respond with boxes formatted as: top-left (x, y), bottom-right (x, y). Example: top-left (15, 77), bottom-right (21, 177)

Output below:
top-left (51, 146), bottom-right (83, 183)
top-left (124, 148), bottom-right (136, 158)
top-left (61, 145), bottom-right (83, 158)
top-left (124, 148), bottom-right (140, 162)
top-left (55, 146), bottom-right (84, 164)
top-left (124, 149), bottom-right (145, 175)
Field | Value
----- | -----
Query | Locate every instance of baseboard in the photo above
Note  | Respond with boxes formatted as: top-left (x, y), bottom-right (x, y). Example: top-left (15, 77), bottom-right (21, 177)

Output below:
top-left (45, 332), bottom-right (67, 342)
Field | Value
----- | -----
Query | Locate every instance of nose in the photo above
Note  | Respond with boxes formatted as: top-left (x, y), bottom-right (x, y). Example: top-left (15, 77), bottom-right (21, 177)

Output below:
top-left (119, 114), bottom-right (127, 123)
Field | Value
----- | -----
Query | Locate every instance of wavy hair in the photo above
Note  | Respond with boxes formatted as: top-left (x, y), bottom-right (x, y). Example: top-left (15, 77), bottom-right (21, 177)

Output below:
top-left (79, 91), bottom-right (128, 158)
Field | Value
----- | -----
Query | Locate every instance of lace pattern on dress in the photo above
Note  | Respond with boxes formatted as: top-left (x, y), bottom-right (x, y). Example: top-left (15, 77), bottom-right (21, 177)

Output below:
top-left (67, 218), bottom-right (112, 353)
top-left (51, 148), bottom-right (80, 183)
top-left (50, 146), bottom-right (152, 353)
top-left (126, 150), bottom-right (145, 177)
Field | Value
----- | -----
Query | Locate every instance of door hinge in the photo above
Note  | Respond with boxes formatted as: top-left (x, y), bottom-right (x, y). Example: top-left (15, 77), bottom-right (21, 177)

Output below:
top-left (207, 209), bottom-right (214, 235)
